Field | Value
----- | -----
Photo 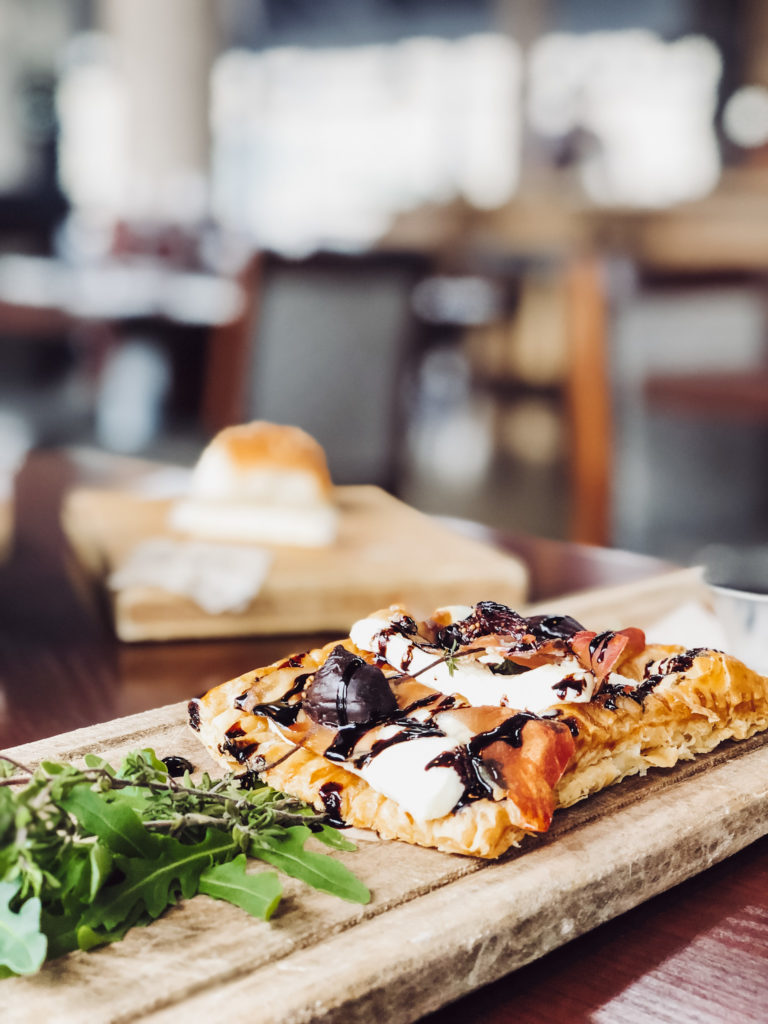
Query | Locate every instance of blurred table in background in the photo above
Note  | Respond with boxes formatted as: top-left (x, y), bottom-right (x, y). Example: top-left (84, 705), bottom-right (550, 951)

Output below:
top-left (2, 449), bottom-right (768, 1024)
top-left (0, 446), bottom-right (674, 749)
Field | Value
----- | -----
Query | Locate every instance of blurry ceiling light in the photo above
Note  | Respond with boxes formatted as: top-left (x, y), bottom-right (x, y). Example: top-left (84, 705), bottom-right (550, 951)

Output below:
top-left (722, 85), bottom-right (768, 148)
top-left (528, 30), bottom-right (722, 207)
top-left (211, 35), bottom-right (521, 254)
top-left (56, 32), bottom-right (127, 215)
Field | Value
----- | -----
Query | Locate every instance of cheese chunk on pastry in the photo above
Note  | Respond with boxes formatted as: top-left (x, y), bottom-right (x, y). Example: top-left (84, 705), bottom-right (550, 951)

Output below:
top-left (189, 601), bottom-right (768, 859)
top-left (170, 420), bottom-right (337, 546)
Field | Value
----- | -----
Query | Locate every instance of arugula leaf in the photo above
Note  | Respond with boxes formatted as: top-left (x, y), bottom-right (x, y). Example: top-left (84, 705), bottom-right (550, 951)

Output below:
top-left (61, 787), bottom-right (159, 859)
top-left (85, 829), bottom-right (236, 930)
top-left (77, 903), bottom-right (150, 953)
top-left (198, 855), bottom-right (282, 920)
top-left (0, 880), bottom-right (47, 975)
top-left (312, 825), bottom-right (358, 852)
top-left (39, 908), bottom-right (81, 959)
top-left (88, 842), bottom-right (114, 903)
top-left (0, 749), bottom-right (370, 975)
top-left (83, 753), bottom-right (116, 775)
top-left (251, 826), bottom-right (370, 904)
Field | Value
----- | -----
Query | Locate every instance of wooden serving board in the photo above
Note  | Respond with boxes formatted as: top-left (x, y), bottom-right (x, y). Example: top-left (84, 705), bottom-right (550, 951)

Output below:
top-left (5, 702), bottom-right (768, 1024)
top-left (62, 486), bottom-right (528, 642)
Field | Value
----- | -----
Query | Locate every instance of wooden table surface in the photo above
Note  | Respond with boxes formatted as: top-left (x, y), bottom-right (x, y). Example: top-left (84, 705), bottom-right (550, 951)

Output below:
top-left (1, 448), bottom-right (767, 1023)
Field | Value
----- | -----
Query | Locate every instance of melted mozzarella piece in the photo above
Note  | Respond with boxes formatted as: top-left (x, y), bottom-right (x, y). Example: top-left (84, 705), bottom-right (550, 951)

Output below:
top-left (350, 615), bottom-right (637, 712)
top-left (264, 718), bottom-right (465, 823)
top-left (357, 732), bottom-right (465, 821)
top-left (350, 615), bottom-right (492, 691)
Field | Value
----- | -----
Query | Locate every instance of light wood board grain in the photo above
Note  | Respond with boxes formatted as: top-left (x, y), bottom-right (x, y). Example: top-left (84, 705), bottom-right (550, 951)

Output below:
top-left (62, 486), bottom-right (528, 642)
top-left (4, 696), bottom-right (768, 1024)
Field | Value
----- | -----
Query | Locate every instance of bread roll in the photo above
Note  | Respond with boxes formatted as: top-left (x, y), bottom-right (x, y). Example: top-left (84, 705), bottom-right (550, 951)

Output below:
top-left (170, 421), bottom-right (337, 546)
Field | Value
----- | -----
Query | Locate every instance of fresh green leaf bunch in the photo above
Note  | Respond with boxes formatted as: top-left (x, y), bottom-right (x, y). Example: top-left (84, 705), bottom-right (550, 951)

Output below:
top-left (0, 749), bottom-right (369, 977)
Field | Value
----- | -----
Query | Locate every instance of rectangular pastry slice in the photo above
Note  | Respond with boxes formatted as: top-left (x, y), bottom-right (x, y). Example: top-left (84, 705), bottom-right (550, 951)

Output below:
top-left (189, 601), bottom-right (768, 858)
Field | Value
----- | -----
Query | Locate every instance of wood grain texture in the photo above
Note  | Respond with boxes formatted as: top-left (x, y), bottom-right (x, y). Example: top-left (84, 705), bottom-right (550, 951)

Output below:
top-left (62, 485), bottom-right (528, 641)
top-left (4, 704), bottom-right (768, 1024)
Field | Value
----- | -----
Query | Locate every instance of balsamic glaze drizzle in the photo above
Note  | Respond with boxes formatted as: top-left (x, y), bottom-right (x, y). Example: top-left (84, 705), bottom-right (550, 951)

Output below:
top-left (240, 673), bottom-right (313, 726)
top-left (162, 755), bottom-right (194, 777)
top-left (318, 782), bottom-right (347, 828)
top-left (221, 737), bottom-right (260, 763)
top-left (188, 700), bottom-right (201, 732)
top-left (222, 603), bottom-right (670, 816)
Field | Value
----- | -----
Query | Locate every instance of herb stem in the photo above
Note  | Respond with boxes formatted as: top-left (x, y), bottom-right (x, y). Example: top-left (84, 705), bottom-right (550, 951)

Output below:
top-left (409, 646), bottom-right (482, 680)
top-left (0, 775), bottom-right (33, 787)
top-left (0, 754), bottom-right (34, 775)
top-left (144, 813), bottom-right (230, 832)
top-left (254, 743), bottom-right (304, 773)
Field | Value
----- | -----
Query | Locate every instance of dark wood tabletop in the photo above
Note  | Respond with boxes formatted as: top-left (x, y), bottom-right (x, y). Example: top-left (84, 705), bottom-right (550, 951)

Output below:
top-left (1, 448), bottom-right (767, 1023)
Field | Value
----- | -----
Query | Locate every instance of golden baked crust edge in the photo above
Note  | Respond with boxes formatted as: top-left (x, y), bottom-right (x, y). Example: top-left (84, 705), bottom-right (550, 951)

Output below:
top-left (189, 643), bottom-right (768, 859)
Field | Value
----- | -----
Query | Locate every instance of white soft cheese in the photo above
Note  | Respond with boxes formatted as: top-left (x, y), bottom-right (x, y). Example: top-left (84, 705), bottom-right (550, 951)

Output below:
top-left (350, 615), bottom-right (637, 712)
top-left (266, 718), bottom-right (465, 823)
top-left (357, 734), bottom-right (465, 821)
top-left (350, 615), bottom-right (492, 691)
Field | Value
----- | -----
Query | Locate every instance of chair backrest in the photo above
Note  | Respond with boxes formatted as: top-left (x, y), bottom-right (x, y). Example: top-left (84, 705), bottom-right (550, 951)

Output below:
top-left (246, 252), bottom-right (426, 487)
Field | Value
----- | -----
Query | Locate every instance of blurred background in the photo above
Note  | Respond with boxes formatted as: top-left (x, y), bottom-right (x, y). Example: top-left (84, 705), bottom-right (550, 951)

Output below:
top-left (1, 0), bottom-right (767, 564)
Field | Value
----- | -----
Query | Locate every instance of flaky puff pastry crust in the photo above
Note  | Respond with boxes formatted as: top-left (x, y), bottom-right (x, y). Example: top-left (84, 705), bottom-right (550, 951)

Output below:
top-left (190, 641), bottom-right (544, 858)
top-left (554, 646), bottom-right (768, 808)
top-left (189, 639), bottom-right (768, 859)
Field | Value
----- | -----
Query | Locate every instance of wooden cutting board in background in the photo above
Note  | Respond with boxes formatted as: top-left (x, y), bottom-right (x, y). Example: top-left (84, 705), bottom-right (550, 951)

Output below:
top-left (62, 485), bottom-right (528, 642)
top-left (4, 701), bottom-right (768, 1024)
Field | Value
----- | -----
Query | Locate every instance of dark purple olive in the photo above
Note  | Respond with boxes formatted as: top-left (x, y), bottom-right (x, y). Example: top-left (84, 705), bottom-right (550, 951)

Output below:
top-left (304, 645), bottom-right (397, 728)
top-left (525, 614), bottom-right (585, 641)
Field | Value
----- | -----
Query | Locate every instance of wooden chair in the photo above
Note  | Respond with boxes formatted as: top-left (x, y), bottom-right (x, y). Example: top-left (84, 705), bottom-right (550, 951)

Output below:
top-left (200, 250), bottom-right (429, 488)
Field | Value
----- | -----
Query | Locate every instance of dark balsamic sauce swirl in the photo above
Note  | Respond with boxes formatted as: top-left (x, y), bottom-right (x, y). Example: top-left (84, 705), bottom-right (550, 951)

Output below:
top-left (318, 781), bottom-right (347, 828)
top-left (221, 737), bottom-right (260, 763)
top-left (188, 700), bottom-right (201, 732)
top-left (162, 755), bottom-right (194, 777)
top-left (589, 631), bottom-right (615, 664)
top-left (324, 717), bottom-right (444, 766)
top-left (468, 711), bottom-right (538, 754)
top-left (357, 719), bottom-right (444, 767)
top-left (427, 746), bottom-right (494, 809)
top-left (553, 674), bottom-right (588, 700)
top-left (525, 614), bottom-right (585, 642)
top-left (426, 712), bottom-right (540, 812)
top-left (236, 673), bottom-right (313, 726)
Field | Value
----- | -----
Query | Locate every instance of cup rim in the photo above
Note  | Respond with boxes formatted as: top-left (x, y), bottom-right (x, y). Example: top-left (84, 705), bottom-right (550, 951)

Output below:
top-left (708, 582), bottom-right (768, 603)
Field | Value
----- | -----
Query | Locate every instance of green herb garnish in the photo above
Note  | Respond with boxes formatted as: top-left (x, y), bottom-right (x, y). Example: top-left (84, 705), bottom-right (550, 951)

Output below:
top-left (0, 749), bottom-right (369, 976)
top-left (489, 659), bottom-right (528, 676)
top-left (443, 640), bottom-right (461, 677)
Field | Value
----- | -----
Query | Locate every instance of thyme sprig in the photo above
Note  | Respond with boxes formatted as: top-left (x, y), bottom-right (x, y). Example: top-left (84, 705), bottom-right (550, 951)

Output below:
top-left (0, 748), bottom-right (369, 978)
top-left (408, 642), bottom-right (482, 680)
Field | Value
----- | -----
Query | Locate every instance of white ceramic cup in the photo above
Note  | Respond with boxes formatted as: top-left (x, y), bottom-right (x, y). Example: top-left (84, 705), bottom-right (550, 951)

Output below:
top-left (705, 544), bottom-right (768, 676)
